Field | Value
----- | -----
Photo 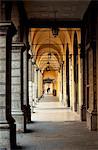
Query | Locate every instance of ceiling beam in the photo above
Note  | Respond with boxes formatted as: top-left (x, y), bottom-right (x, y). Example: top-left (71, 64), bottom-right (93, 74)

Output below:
top-left (27, 19), bottom-right (82, 28)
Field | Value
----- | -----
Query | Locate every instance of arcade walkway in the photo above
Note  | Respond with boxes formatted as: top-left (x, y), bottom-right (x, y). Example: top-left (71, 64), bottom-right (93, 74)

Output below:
top-left (17, 96), bottom-right (98, 150)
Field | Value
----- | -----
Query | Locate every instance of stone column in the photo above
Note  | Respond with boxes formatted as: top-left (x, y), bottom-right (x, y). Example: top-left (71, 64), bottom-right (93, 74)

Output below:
top-left (80, 27), bottom-right (86, 121)
top-left (38, 69), bottom-right (42, 99)
top-left (11, 42), bottom-right (26, 132)
top-left (69, 54), bottom-right (73, 110)
top-left (57, 71), bottom-right (60, 99)
top-left (40, 71), bottom-right (43, 97)
top-left (23, 44), bottom-right (31, 123)
top-left (78, 50), bottom-right (84, 118)
top-left (79, 55), bottom-right (84, 119)
top-left (96, 18), bottom-right (98, 130)
top-left (32, 65), bottom-right (39, 103)
top-left (59, 69), bottom-right (62, 102)
top-left (61, 62), bottom-right (64, 103)
top-left (0, 22), bottom-right (16, 150)
top-left (66, 44), bottom-right (70, 107)
top-left (36, 68), bottom-right (39, 101)
top-left (38, 69), bottom-right (40, 99)
top-left (28, 53), bottom-right (32, 118)
top-left (32, 61), bottom-right (35, 110)
top-left (86, 43), bottom-right (97, 131)
top-left (80, 52), bottom-right (86, 121)
top-left (63, 62), bottom-right (67, 106)
top-left (32, 65), bottom-right (37, 104)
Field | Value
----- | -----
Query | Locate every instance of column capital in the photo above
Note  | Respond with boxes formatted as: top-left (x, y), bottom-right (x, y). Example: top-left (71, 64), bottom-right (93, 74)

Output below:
top-left (12, 42), bottom-right (26, 52)
top-left (28, 53), bottom-right (32, 59)
top-left (26, 42), bottom-right (30, 51)
top-left (32, 58), bottom-right (36, 65)
top-left (60, 61), bottom-right (64, 65)
top-left (69, 54), bottom-right (72, 59)
top-left (60, 61), bottom-right (64, 69)
top-left (36, 67), bottom-right (39, 71)
top-left (0, 21), bottom-right (16, 36)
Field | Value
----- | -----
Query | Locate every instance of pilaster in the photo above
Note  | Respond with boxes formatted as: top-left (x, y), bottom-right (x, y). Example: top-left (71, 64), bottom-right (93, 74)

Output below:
top-left (80, 27), bottom-right (86, 121)
top-left (11, 42), bottom-right (26, 132)
top-left (32, 65), bottom-right (37, 104)
top-left (27, 53), bottom-right (32, 122)
top-left (69, 54), bottom-right (73, 110)
top-left (22, 44), bottom-right (31, 123)
top-left (61, 62), bottom-right (64, 103)
top-left (0, 22), bottom-right (16, 150)
top-left (82, 1), bottom-right (97, 130)
top-left (86, 43), bottom-right (97, 130)
top-left (36, 67), bottom-right (39, 101)
top-left (87, 109), bottom-right (97, 130)
top-left (32, 62), bottom-right (36, 108)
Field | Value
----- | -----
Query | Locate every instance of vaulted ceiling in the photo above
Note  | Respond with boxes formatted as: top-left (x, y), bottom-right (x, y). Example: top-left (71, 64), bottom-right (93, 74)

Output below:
top-left (26, 0), bottom-right (89, 72)
top-left (29, 28), bottom-right (80, 72)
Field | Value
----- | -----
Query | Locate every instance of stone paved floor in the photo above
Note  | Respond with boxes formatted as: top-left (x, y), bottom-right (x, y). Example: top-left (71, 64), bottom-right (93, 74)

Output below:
top-left (17, 96), bottom-right (98, 150)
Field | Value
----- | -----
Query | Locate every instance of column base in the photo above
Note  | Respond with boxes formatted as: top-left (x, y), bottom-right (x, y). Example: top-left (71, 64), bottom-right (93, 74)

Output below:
top-left (70, 106), bottom-right (73, 111)
top-left (8, 116), bottom-right (16, 149)
top-left (87, 109), bottom-right (97, 131)
top-left (36, 98), bottom-right (39, 102)
top-left (12, 111), bottom-right (26, 132)
top-left (29, 102), bottom-right (33, 113)
top-left (27, 105), bottom-right (31, 123)
top-left (0, 122), bottom-right (12, 150)
top-left (80, 105), bottom-right (86, 121)
top-left (10, 123), bottom-right (16, 149)
top-left (22, 105), bottom-right (31, 123)
top-left (29, 99), bottom-right (34, 113)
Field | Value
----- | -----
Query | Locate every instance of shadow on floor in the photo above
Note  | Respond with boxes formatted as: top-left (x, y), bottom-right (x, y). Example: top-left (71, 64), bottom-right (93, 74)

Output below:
top-left (17, 121), bottom-right (98, 150)
top-left (25, 129), bottom-right (34, 133)
top-left (14, 145), bottom-right (25, 150)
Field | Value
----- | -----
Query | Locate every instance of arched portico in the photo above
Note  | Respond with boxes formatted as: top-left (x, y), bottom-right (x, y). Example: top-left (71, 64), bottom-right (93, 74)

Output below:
top-left (0, 0), bottom-right (98, 149)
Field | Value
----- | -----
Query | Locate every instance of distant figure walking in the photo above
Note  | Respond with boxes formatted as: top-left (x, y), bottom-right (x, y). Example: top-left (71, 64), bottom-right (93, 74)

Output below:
top-left (47, 88), bottom-right (50, 94)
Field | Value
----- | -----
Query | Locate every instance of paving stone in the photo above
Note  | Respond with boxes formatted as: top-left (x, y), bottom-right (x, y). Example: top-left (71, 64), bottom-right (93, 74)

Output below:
top-left (17, 96), bottom-right (98, 150)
